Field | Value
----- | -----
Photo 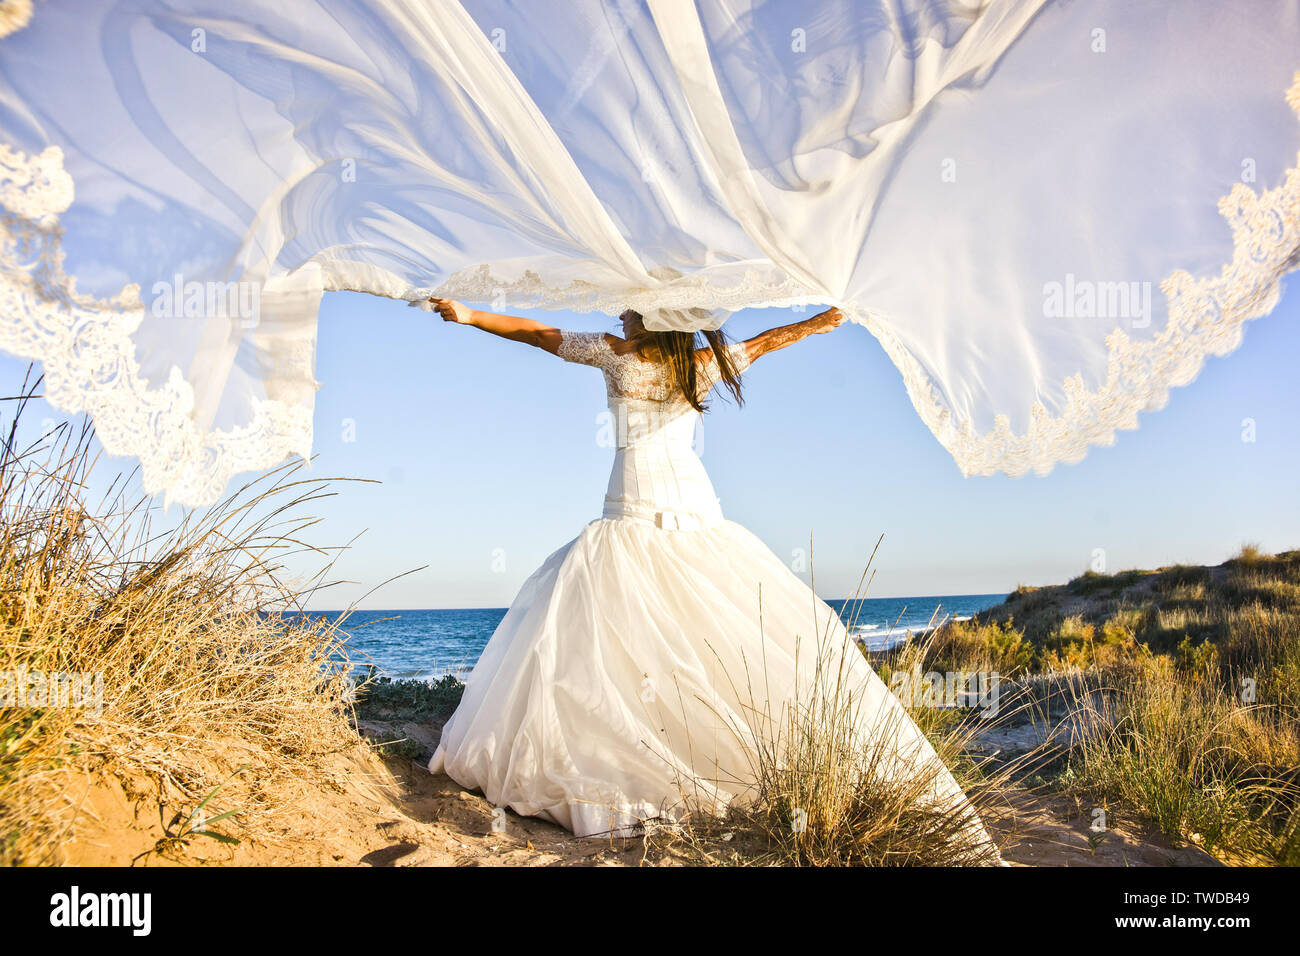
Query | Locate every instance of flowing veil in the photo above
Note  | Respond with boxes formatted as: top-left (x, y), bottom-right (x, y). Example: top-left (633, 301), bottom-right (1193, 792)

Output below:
top-left (1, 0), bottom-right (1298, 504)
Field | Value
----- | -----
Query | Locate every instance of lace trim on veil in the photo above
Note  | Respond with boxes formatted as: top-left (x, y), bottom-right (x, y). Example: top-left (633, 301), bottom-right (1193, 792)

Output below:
top-left (1, 75), bottom-right (1298, 504)
top-left (319, 256), bottom-right (819, 320)
top-left (0, 144), bottom-right (315, 508)
top-left (919, 72), bottom-right (1300, 476)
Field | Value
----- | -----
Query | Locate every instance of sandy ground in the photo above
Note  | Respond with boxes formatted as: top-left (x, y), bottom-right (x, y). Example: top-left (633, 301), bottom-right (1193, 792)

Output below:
top-left (59, 727), bottom-right (655, 867)
top-left (52, 712), bottom-right (1218, 867)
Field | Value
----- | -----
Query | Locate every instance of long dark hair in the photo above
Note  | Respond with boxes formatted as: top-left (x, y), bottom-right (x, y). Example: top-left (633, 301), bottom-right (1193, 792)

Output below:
top-left (621, 309), bottom-right (744, 414)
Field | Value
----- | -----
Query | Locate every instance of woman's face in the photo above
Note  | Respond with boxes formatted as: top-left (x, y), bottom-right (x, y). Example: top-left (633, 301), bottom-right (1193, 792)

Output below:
top-left (619, 309), bottom-right (645, 339)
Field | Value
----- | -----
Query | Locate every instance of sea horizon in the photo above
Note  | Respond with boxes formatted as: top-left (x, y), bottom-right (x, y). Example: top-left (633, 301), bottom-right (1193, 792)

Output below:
top-left (304, 589), bottom-right (1012, 613)
top-left (292, 590), bottom-right (1009, 680)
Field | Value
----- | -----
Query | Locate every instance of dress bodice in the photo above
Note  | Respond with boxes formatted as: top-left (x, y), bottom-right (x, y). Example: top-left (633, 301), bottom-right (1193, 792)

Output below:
top-left (557, 330), bottom-right (751, 530)
top-left (556, 331), bottom-right (750, 409)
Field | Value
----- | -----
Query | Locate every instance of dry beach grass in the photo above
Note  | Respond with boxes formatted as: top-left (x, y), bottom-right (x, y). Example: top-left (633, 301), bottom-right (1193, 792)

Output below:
top-left (0, 376), bottom-right (362, 864)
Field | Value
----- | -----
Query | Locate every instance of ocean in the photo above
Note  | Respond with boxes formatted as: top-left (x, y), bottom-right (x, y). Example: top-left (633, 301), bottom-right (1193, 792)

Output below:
top-left (298, 592), bottom-right (1008, 680)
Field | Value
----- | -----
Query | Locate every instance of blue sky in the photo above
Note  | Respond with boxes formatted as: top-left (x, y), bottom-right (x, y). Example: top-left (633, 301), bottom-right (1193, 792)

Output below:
top-left (3, 282), bottom-right (1297, 609)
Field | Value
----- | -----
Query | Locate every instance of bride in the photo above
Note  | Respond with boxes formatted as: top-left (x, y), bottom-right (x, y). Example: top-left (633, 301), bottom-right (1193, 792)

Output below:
top-left (425, 297), bottom-right (996, 853)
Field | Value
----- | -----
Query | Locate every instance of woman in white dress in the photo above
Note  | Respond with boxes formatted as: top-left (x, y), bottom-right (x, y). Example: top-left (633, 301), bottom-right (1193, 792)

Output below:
top-left (425, 297), bottom-right (995, 852)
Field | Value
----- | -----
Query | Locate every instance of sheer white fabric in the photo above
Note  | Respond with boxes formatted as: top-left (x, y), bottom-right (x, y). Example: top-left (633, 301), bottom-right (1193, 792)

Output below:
top-left (431, 330), bottom-right (995, 846)
top-left (1, 1), bottom-right (1299, 503)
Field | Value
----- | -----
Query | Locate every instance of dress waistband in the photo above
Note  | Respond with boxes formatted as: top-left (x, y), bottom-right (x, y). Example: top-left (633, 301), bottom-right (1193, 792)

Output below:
top-left (601, 496), bottom-right (723, 531)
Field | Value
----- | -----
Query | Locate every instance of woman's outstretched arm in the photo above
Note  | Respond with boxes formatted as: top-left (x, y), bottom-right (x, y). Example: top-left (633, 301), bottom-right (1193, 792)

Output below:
top-left (738, 306), bottom-right (845, 364)
top-left (428, 298), bottom-right (565, 354)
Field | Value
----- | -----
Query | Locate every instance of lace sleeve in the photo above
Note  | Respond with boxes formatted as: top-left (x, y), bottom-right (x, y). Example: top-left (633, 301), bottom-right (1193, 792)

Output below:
top-left (557, 330), bottom-right (611, 368)
top-left (726, 340), bottom-right (752, 375)
top-left (706, 340), bottom-right (752, 376)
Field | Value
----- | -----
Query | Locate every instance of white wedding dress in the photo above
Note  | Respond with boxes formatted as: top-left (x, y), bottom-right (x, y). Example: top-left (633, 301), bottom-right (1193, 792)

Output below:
top-left (429, 330), bottom-right (994, 849)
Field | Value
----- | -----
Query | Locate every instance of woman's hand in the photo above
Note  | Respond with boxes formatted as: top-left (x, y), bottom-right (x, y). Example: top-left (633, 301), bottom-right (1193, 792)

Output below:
top-left (811, 306), bottom-right (845, 333)
top-left (428, 297), bottom-right (475, 324)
